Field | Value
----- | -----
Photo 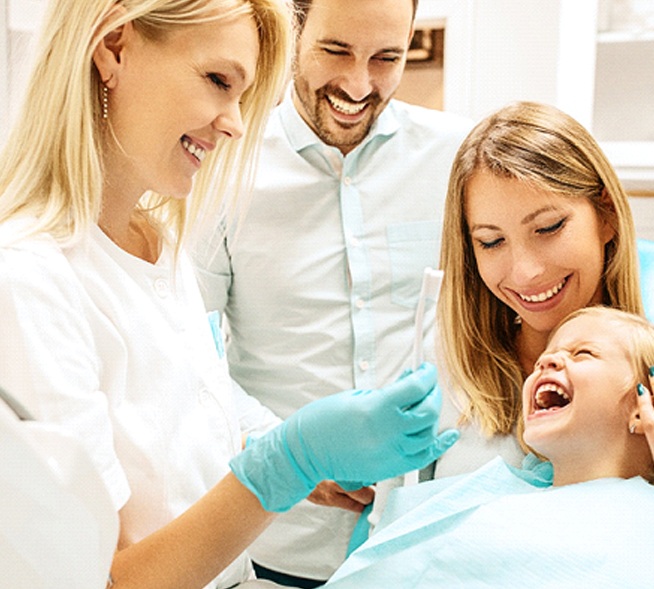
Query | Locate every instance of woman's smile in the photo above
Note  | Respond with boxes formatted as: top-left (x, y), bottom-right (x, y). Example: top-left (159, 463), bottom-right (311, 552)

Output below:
top-left (515, 276), bottom-right (568, 304)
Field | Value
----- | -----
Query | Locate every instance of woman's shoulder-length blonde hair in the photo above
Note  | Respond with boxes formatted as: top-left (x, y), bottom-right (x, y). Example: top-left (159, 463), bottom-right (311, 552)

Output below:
top-left (437, 100), bottom-right (644, 436)
top-left (0, 0), bottom-right (292, 250)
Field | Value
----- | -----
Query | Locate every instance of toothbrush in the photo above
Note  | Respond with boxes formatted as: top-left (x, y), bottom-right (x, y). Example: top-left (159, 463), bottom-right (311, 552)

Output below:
top-left (367, 267), bottom-right (444, 529)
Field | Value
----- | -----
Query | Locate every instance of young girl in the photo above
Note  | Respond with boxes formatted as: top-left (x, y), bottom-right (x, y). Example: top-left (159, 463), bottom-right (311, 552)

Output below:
top-left (325, 306), bottom-right (654, 587)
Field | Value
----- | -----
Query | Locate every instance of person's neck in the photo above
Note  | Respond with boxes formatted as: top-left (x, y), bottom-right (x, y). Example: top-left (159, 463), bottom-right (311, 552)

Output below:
top-left (515, 322), bottom-right (551, 376)
top-left (98, 200), bottom-right (160, 264)
top-left (552, 461), bottom-right (621, 487)
top-left (550, 441), bottom-right (650, 487)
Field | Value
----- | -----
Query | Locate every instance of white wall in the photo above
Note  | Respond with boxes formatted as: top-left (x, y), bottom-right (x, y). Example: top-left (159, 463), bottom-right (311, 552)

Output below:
top-left (2, 0), bottom-right (654, 237)
top-left (1, 0), bottom-right (46, 145)
top-left (436, 0), bottom-right (654, 233)
top-left (0, 0), bottom-right (8, 142)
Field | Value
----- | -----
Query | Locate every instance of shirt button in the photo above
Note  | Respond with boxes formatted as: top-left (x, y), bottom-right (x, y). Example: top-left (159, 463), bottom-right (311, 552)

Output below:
top-left (198, 389), bottom-right (212, 405)
top-left (359, 360), bottom-right (369, 371)
top-left (355, 298), bottom-right (366, 309)
top-left (154, 278), bottom-right (169, 298)
top-left (343, 176), bottom-right (352, 186)
top-left (350, 236), bottom-right (360, 247)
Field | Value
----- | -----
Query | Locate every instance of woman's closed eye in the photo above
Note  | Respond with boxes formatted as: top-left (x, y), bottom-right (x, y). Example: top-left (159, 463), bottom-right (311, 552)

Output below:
top-left (477, 236), bottom-right (504, 250)
top-left (207, 73), bottom-right (231, 91)
top-left (536, 216), bottom-right (567, 236)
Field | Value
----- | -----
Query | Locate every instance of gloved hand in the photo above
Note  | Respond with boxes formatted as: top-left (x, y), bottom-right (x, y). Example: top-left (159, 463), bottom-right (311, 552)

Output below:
top-left (229, 363), bottom-right (460, 512)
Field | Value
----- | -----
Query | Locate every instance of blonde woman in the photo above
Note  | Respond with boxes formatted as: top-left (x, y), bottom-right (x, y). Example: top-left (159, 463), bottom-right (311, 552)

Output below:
top-left (436, 101), bottom-right (644, 464)
top-left (0, 2), bottom-right (457, 588)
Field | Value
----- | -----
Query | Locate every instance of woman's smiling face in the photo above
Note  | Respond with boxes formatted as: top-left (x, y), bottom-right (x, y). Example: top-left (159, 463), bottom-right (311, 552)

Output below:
top-left (465, 168), bottom-right (615, 337)
top-left (102, 13), bottom-right (259, 201)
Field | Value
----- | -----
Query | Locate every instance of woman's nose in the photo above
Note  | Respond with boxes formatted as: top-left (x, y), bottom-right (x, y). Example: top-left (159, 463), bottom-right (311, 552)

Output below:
top-left (211, 100), bottom-right (244, 140)
top-left (510, 245), bottom-right (546, 285)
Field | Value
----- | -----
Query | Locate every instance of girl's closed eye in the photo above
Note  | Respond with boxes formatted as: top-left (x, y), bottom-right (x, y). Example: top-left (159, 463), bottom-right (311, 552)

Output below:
top-left (573, 348), bottom-right (596, 358)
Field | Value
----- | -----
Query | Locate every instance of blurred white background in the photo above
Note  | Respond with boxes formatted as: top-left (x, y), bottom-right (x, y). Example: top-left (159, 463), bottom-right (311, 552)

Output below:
top-left (1, 0), bottom-right (652, 237)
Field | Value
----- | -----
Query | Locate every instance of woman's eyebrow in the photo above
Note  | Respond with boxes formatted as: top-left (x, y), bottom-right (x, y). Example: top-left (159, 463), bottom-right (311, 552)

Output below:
top-left (469, 206), bottom-right (560, 232)
top-left (521, 205), bottom-right (559, 225)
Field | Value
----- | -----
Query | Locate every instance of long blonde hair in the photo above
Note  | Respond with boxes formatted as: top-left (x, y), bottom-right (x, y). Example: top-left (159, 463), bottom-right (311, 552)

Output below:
top-left (438, 101), bottom-right (643, 436)
top-left (0, 0), bottom-right (292, 250)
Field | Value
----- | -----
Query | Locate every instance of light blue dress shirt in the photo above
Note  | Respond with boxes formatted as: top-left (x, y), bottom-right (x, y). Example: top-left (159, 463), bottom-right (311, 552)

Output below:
top-left (194, 92), bottom-right (474, 578)
top-left (196, 94), bottom-right (472, 414)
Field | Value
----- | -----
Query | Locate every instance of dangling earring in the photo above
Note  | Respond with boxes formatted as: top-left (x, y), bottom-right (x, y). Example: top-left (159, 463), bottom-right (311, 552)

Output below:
top-left (629, 423), bottom-right (637, 434)
top-left (102, 84), bottom-right (109, 120)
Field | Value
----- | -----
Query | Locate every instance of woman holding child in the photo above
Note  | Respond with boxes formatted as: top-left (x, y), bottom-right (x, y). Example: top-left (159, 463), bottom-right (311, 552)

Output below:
top-left (436, 100), bottom-right (645, 449)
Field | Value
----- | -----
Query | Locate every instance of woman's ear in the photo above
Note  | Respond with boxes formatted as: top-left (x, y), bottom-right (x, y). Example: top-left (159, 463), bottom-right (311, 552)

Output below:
top-left (92, 6), bottom-right (130, 88)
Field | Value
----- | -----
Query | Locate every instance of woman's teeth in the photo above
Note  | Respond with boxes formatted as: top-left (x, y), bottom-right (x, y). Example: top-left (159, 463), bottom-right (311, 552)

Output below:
top-left (327, 95), bottom-right (366, 116)
top-left (182, 138), bottom-right (206, 162)
top-left (519, 278), bottom-right (566, 303)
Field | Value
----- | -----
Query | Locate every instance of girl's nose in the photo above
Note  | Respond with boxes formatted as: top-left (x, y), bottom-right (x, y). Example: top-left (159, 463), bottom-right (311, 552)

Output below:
top-left (536, 351), bottom-right (564, 371)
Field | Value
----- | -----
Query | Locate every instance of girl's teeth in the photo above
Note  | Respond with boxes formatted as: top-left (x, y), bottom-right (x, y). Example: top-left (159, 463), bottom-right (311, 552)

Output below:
top-left (182, 138), bottom-right (206, 162)
top-left (519, 278), bottom-right (566, 303)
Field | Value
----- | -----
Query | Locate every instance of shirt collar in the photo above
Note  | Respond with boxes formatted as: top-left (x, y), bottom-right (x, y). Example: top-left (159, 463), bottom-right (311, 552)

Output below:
top-left (279, 86), bottom-right (401, 156)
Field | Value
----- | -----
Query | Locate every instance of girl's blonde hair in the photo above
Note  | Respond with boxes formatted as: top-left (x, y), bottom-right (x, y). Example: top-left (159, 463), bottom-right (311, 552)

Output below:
top-left (557, 306), bottom-right (654, 394)
top-left (0, 0), bottom-right (292, 250)
top-left (437, 101), bottom-right (643, 436)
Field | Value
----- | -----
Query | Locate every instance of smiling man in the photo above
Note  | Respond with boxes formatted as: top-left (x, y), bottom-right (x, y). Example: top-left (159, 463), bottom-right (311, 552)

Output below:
top-left (292, 0), bottom-right (413, 154)
top-left (194, 0), bottom-right (472, 585)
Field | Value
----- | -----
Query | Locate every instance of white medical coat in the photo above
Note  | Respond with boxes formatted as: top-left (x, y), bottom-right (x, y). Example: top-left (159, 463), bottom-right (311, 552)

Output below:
top-left (0, 220), bottom-right (253, 588)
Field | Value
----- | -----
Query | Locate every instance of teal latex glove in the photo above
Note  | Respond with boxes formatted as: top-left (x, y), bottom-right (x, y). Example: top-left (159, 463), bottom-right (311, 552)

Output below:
top-left (229, 363), bottom-right (460, 512)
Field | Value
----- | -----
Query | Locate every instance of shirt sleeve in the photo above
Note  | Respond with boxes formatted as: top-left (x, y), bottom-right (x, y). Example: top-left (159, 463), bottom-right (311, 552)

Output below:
top-left (231, 378), bottom-right (283, 438)
top-left (0, 242), bottom-right (130, 510)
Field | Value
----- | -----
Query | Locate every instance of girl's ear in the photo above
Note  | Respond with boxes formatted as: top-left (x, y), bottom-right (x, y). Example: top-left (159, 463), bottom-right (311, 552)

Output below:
top-left (629, 406), bottom-right (644, 435)
top-left (92, 6), bottom-right (130, 88)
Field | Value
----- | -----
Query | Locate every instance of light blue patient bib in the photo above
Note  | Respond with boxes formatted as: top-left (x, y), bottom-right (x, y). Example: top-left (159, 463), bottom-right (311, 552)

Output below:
top-left (327, 457), bottom-right (654, 588)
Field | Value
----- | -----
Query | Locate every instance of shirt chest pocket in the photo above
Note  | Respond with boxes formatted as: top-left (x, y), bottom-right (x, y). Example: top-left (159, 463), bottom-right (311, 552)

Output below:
top-left (386, 221), bottom-right (440, 308)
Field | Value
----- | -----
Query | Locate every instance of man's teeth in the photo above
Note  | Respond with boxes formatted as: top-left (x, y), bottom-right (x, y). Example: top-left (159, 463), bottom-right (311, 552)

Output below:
top-left (182, 138), bottom-right (206, 162)
top-left (327, 95), bottom-right (366, 116)
top-left (535, 382), bottom-right (570, 410)
top-left (519, 278), bottom-right (566, 303)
